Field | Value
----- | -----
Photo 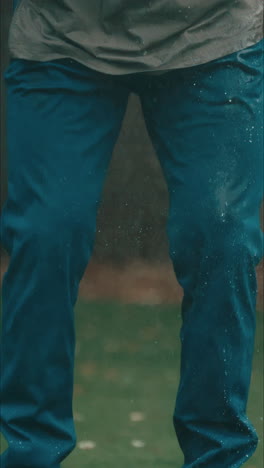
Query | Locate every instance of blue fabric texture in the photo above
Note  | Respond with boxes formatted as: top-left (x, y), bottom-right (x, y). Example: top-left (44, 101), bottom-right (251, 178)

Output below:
top-left (0, 38), bottom-right (263, 467)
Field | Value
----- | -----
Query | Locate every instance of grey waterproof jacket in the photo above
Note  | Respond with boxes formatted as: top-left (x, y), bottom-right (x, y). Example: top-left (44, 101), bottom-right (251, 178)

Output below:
top-left (8, 0), bottom-right (264, 75)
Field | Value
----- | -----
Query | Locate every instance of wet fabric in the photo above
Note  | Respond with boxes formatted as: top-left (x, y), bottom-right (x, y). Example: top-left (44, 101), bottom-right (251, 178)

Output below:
top-left (8, 0), bottom-right (263, 75)
top-left (0, 38), bottom-right (263, 467)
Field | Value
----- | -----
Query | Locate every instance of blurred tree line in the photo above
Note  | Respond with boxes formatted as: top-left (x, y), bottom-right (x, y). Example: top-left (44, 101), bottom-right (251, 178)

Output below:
top-left (0, 0), bottom-right (170, 265)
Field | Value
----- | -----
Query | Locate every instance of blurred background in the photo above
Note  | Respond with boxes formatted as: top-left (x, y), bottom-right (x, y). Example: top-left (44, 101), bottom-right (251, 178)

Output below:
top-left (0, 2), bottom-right (263, 467)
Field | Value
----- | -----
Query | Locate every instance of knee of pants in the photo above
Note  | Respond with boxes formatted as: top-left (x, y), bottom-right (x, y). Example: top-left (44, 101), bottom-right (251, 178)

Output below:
top-left (1, 203), bottom-right (97, 258)
top-left (167, 212), bottom-right (263, 270)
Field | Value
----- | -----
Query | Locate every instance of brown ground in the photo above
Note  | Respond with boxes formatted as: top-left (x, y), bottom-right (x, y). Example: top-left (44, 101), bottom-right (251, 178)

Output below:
top-left (1, 254), bottom-right (263, 310)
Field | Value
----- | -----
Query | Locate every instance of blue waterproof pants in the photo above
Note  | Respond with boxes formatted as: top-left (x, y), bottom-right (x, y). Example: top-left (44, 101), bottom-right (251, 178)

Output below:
top-left (0, 39), bottom-right (263, 468)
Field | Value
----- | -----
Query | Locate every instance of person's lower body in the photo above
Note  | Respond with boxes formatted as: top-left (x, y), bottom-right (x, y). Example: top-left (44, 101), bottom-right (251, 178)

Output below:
top-left (0, 38), bottom-right (263, 467)
top-left (137, 39), bottom-right (264, 467)
top-left (0, 59), bottom-right (131, 468)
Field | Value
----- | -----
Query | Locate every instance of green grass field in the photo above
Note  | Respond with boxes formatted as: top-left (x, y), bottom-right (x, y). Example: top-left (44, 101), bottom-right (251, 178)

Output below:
top-left (1, 300), bottom-right (263, 467)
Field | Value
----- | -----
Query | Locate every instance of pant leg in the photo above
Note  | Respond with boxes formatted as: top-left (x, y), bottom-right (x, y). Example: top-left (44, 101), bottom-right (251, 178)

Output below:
top-left (139, 38), bottom-right (264, 467)
top-left (0, 58), bottom-right (129, 468)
